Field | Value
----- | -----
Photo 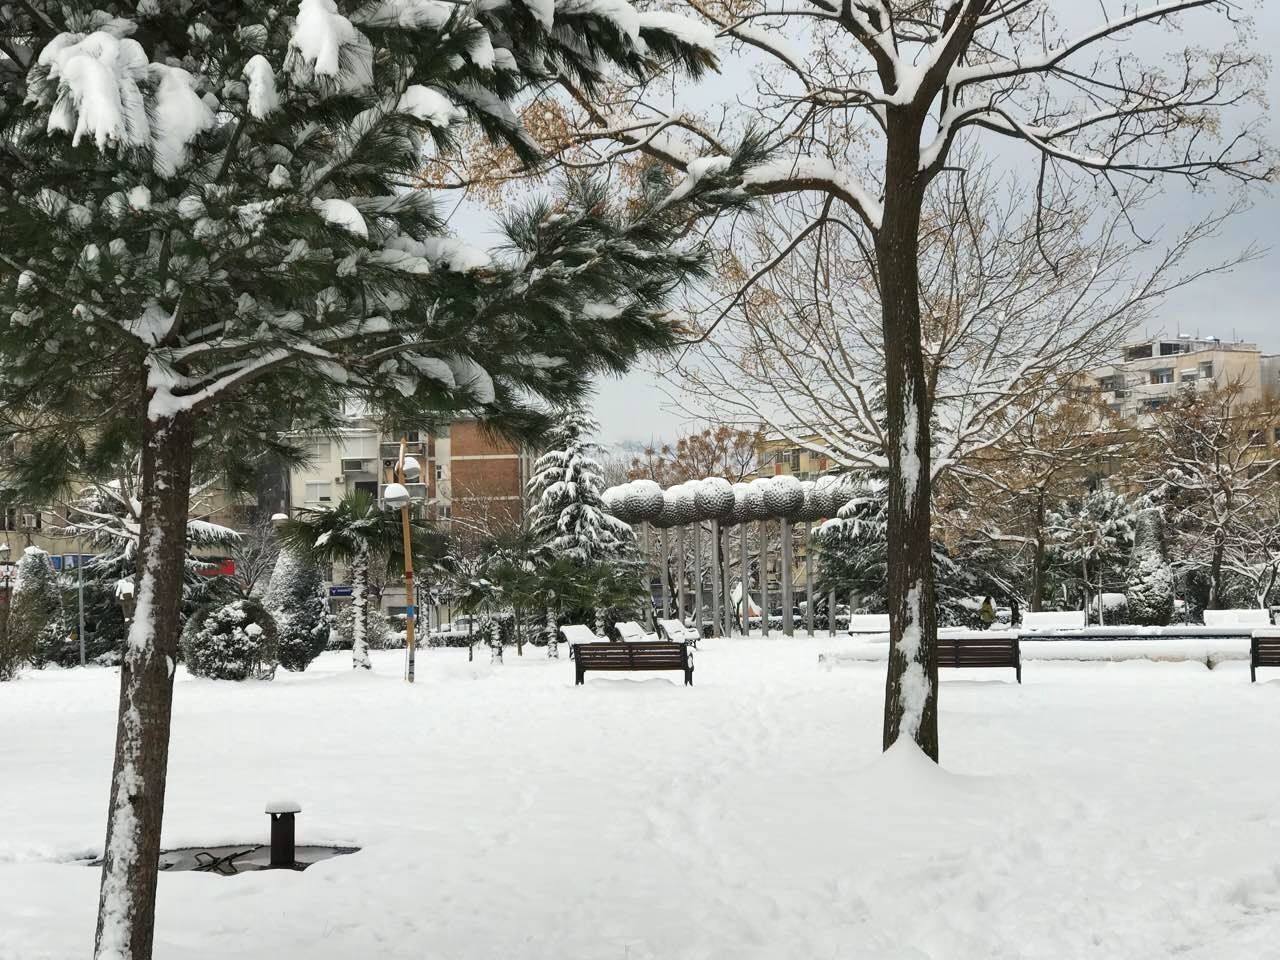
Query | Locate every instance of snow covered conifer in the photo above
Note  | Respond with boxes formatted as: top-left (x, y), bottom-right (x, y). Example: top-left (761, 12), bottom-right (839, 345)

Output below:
top-left (180, 598), bottom-right (279, 681)
top-left (1126, 508), bottom-right (1175, 627)
top-left (528, 411), bottom-right (634, 564)
top-left (266, 547), bottom-right (329, 672)
top-left (2, 0), bottom-right (727, 953)
top-left (10, 547), bottom-right (67, 667)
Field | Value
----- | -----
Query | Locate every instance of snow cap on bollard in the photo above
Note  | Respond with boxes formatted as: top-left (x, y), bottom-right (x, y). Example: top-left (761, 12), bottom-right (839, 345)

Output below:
top-left (265, 799), bottom-right (302, 814)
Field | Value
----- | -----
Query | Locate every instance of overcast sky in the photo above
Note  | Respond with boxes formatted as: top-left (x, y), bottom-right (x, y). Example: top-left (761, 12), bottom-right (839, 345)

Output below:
top-left (579, 5), bottom-right (1280, 445)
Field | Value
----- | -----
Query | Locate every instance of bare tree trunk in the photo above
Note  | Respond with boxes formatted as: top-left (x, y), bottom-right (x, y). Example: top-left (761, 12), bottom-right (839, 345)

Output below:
top-left (94, 411), bottom-right (195, 960)
top-left (1208, 533), bottom-right (1226, 610)
top-left (350, 549), bottom-right (371, 669)
top-left (877, 136), bottom-right (939, 760)
top-left (546, 603), bottom-right (559, 659)
top-left (1031, 494), bottom-right (1047, 612)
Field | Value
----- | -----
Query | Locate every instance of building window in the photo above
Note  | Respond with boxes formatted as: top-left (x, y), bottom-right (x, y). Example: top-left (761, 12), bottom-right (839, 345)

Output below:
top-left (304, 439), bottom-right (331, 462)
top-left (1159, 341), bottom-right (1189, 356)
top-left (790, 448), bottom-right (802, 471)
top-left (1150, 369), bottom-right (1174, 385)
top-left (1126, 344), bottom-right (1153, 360)
top-left (436, 504), bottom-right (452, 521)
top-left (1274, 427), bottom-right (1280, 445)
top-left (1097, 375), bottom-right (1120, 392)
top-left (304, 481), bottom-right (332, 503)
top-left (1199, 361), bottom-right (1213, 379)
top-left (1141, 399), bottom-right (1165, 412)
top-left (1247, 430), bottom-right (1266, 448)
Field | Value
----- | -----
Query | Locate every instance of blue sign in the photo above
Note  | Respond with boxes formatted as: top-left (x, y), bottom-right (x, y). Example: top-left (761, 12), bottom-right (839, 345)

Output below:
top-left (329, 585), bottom-right (353, 597)
top-left (404, 604), bottom-right (415, 617)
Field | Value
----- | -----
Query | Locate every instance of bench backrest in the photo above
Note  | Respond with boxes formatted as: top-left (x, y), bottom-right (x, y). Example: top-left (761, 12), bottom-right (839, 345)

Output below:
top-left (1021, 610), bottom-right (1087, 631)
top-left (1253, 633), bottom-right (1280, 662)
top-left (1203, 608), bottom-right (1272, 627)
top-left (616, 621), bottom-right (653, 641)
top-left (847, 613), bottom-right (891, 633)
top-left (657, 619), bottom-right (697, 642)
top-left (936, 633), bottom-right (1019, 667)
top-left (575, 642), bottom-right (687, 668)
top-left (560, 624), bottom-right (603, 645)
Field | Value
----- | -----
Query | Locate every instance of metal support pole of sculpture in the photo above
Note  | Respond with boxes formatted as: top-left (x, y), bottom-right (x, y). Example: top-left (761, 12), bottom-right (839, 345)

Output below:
top-left (804, 522), bottom-right (814, 636)
top-left (676, 525), bottom-right (687, 624)
top-left (738, 522), bottom-right (748, 636)
top-left (781, 518), bottom-right (794, 637)
top-left (727, 527), bottom-right (737, 640)
top-left (709, 521), bottom-right (720, 638)
top-left (693, 523), bottom-right (703, 634)
top-left (659, 527), bottom-right (671, 620)
top-left (642, 523), bottom-right (655, 628)
top-left (828, 589), bottom-right (836, 637)
top-left (759, 520), bottom-right (770, 638)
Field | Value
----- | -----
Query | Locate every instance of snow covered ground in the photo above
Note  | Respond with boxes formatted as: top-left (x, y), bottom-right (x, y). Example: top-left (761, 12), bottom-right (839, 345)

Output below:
top-left (3, 637), bottom-right (1280, 959)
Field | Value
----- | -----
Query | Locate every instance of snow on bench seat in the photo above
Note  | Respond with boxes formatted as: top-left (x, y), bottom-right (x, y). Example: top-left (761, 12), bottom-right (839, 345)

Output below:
top-left (1020, 611), bottom-right (1087, 632)
top-left (1202, 609), bottom-right (1273, 628)
top-left (820, 635), bottom-right (1251, 669)
top-left (847, 614), bottom-right (891, 634)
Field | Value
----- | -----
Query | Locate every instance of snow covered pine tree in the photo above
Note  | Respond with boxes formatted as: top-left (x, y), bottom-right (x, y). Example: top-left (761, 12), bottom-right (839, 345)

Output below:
top-left (1126, 508), bottom-right (1175, 627)
top-left (527, 411), bottom-right (639, 652)
top-left (0, 2), bottom-right (727, 957)
top-left (9, 546), bottom-right (66, 666)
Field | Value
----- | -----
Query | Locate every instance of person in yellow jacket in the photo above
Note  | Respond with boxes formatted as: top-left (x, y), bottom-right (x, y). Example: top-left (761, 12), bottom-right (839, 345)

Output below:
top-left (978, 596), bottom-right (996, 630)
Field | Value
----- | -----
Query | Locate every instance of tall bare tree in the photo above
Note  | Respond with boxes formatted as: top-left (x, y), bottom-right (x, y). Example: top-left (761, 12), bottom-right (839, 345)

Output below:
top-left (532, 1), bottom-right (1269, 758)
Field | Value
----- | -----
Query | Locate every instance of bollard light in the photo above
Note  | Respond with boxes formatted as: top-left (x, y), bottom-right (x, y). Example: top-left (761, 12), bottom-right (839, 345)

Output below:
top-left (265, 799), bottom-right (301, 868)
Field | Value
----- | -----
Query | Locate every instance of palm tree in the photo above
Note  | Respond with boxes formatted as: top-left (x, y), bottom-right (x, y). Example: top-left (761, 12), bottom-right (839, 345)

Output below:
top-left (278, 490), bottom-right (440, 669)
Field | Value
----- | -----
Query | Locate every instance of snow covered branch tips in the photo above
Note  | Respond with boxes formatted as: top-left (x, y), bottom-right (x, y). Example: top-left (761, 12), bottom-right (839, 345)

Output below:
top-left (0, 1), bottom-right (729, 957)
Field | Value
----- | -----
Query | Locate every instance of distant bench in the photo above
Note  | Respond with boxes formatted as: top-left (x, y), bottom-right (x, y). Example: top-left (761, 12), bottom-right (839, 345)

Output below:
top-left (574, 642), bottom-right (693, 686)
top-left (1252, 629), bottom-right (1280, 683)
top-left (938, 630), bottom-right (1021, 683)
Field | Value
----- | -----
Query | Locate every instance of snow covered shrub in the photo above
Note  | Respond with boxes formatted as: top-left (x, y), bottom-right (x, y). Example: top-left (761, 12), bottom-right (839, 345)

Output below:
top-left (266, 548), bottom-right (330, 672)
top-left (333, 602), bottom-right (395, 651)
top-left (11, 547), bottom-right (67, 667)
top-left (1126, 508), bottom-right (1175, 626)
top-left (181, 599), bottom-right (279, 681)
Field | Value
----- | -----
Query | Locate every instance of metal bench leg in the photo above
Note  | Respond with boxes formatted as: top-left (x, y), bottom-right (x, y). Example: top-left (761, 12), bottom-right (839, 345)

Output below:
top-left (685, 668), bottom-right (693, 686)
top-left (1251, 661), bottom-right (1256, 683)
top-left (576, 665), bottom-right (585, 685)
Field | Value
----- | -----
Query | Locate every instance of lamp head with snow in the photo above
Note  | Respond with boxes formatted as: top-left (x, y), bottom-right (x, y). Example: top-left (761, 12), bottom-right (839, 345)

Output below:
top-left (381, 482), bottom-right (411, 510)
top-left (401, 456), bottom-right (421, 481)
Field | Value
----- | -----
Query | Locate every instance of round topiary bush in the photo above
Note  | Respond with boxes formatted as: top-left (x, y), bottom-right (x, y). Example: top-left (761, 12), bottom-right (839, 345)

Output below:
top-left (181, 598), bottom-right (279, 680)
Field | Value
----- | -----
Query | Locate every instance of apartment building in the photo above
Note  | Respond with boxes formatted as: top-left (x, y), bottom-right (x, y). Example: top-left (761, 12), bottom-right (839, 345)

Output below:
top-left (287, 411), bottom-right (535, 617)
top-left (1091, 336), bottom-right (1277, 418)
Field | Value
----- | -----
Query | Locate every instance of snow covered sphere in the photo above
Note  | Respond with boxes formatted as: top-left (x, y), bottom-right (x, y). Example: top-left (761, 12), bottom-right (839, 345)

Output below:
top-left (741, 478), bottom-right (770, 522)
top-left (602, 484), bottom-right (635, 523)
top-left (695, 477), bottom-right (735, 520)
top-left (725, 482), bottom-right (749, 526)
top-left (763, 474), bottom-right (805, 519)
top-left (662, 484), bottom-right (699, 526)
top-left (624, 479), bottom-right (665, 521)
top-left (816, 474), bottom-right (853, 513)
top-left (794, 481), bottom-right (825, 522)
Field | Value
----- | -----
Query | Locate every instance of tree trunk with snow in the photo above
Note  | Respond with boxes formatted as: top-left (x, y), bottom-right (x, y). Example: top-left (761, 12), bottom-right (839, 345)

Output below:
top-left (94, 412), bottom-right (195, 960)
top-left (350, 550), bottom-right (371, 670)
top-left (876, 130), bottom-right (939, 761)
top-left (546, 604), bottom-right (559, 659)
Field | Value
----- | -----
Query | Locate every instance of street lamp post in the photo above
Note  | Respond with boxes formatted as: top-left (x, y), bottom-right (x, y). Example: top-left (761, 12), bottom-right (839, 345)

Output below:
top-left (0, 542), bottom-right (11, 645)
top-left (382, 440), bottom-right (421, 683)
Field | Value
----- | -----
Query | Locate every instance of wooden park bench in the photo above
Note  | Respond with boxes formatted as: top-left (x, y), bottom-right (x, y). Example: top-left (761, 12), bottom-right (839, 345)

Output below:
top-left (937, 630), bottom-right (1021, 683)
top-left (574, 642), bottom-right (694, 686)
top-left (1251, 629), bottom-right (1280, 683)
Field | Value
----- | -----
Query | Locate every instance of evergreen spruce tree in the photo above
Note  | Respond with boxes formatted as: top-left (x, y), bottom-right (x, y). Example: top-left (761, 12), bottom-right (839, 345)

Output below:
top-left (528, 412), bottom-right (634, 563)
top-left (1126, 508), bottom-right (1175, 627)
top-left (1, 3), bottom-right (731, 954)
top-left (265, 547), bottom-right (329, 671)
top-left (527, 412), bottom-right (644, 650)
top-left (10, 546), bottom-right (65, 667)
top-left (812, 477), bottom-right (889, 611)
top-left (1047, 489), bottom-right (1135, 622)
